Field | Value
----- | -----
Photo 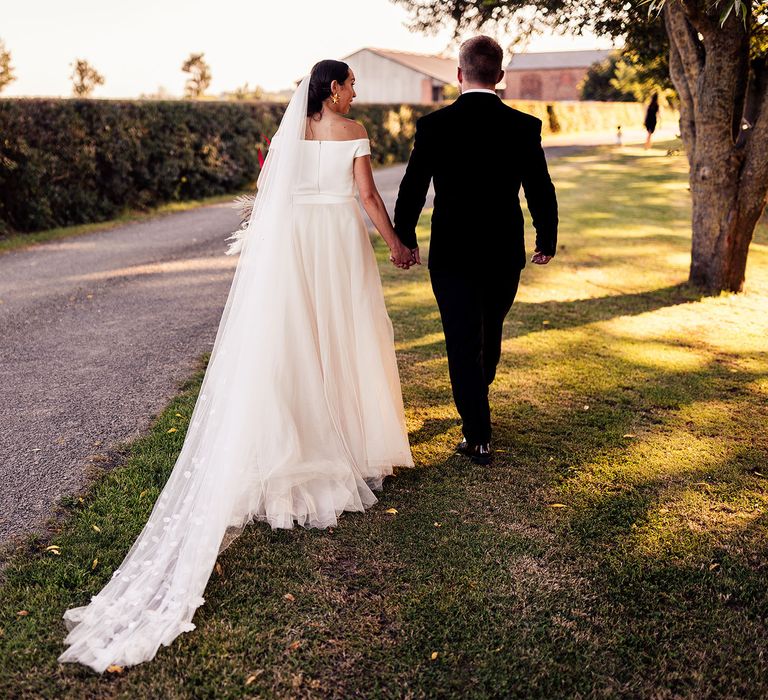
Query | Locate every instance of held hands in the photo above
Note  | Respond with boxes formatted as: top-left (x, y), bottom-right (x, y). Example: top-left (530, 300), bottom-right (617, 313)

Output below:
top-left (531, 250), bottom-right (553, 265)
top-left (390, 245), bottom-right (548, 268)
top-left (389, 242), bottom-right (421, 270)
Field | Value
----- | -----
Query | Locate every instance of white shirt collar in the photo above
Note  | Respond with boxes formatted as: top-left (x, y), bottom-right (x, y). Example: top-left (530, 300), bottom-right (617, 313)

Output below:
top-left (460, 88), bottom-right (498, 96)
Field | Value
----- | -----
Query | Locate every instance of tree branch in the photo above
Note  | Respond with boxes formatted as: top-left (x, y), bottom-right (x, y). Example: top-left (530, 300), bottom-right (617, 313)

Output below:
top-left (679, 0), bottom-right (717, 35)
top-left (667, 14), bottom-right (697, 161)
top-left (739, 58), bottom-right (768, 217)
top-left (688, 7), bottom-right (750, 167)
top-left (729, 8), bottom-right (753, 141)
top-left (664, 1), bottom-right (705, 113)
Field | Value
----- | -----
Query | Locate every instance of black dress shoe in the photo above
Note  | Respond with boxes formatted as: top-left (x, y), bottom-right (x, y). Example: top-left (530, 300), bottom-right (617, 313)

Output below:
top-left (455, 438), bottom-right (492, 465)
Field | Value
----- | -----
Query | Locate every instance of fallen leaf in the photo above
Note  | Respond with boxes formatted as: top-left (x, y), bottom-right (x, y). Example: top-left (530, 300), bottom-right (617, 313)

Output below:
top-left (91, 558), bottom-right (99, 570)
top-left (583, 405), bottom-right (590, 411)
top-left (215, 562), bottom-right (223, 576)
top-left (709, 563), bottom-right (721, 571)
top-left (431, 651), bottom-right (439, 660)
top-left (106, 665), bottom-right (124, 674)
top-left (622, 433), bottom-right (636, 438)
top-left (385, 508), bottom-right (398, 515)
top-left (542, 320), bottom-right (550, 325)
top-left (754, 471), bottom-right (765, 478)
top-left (659, 508), bottom-right (669, 514)
top-left (17, 610), bottom-right (29, 616)
top-left (434, 522), bottom-right (441, 527)
top-left (139, 490), bottom-right (149, 499)
top-left (92, 524), bottom-right (101, 533)
top-left (549, 503), bottom-right (567, 508)
top-left (288, 640), bottom-right (301, 651)
top-left (175, 413), bottom-right (185, 418)
top-left (245, 670), bottom-right (264, 685)
top-left (284, 593), bottom-right (295, 602)
top-left (167, 428), bottom-right (177, 434)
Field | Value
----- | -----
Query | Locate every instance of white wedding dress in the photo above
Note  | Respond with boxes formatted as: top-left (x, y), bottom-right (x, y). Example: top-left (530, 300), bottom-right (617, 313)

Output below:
top-left (58, 76), bottom-right (414, 673)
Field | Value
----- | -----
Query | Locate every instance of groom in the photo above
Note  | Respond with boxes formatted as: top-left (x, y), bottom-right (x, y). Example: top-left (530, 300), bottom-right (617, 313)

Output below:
top-left (393, 35), bottom-right (558, 465)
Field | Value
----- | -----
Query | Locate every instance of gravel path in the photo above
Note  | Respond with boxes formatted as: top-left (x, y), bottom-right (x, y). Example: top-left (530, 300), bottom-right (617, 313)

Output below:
top-left (0, 128), bottom-right (676, 558)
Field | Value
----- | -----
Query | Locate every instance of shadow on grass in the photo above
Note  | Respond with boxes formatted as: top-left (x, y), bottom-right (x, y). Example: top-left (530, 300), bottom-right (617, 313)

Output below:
top-left (393, 281), bottom-right (705, 359)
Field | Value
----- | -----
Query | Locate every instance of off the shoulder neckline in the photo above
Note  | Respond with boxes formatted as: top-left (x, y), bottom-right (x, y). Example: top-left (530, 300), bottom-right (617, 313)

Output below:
top-left (300, 137), bottom-right (369, 143)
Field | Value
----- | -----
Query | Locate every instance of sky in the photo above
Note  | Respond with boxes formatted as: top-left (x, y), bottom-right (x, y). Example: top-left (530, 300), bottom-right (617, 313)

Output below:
top-left (1, 0), bottom-right (616, 98)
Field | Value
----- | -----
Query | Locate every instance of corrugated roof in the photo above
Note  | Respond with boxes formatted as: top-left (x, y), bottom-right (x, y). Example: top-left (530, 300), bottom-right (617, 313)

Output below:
top-left (343, 47), bottom-right (458, 85)
top-left (506, 49), bottom-right (614, 71)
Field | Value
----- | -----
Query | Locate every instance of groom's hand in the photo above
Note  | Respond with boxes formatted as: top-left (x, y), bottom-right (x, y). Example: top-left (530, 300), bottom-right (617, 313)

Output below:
top-left (531, 250), bottom-right (553, 265)
top-left (410, 246), bottom-right (421, 265)
top-left (390, 241), bottom-right (414, 269)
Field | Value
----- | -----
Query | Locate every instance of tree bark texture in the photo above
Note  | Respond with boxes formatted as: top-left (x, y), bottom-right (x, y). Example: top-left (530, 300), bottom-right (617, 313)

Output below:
top-left (664, 0), bottom-right (768, 292)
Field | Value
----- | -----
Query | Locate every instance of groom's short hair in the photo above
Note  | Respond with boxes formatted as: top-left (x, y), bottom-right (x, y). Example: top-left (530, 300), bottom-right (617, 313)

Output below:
top-left (459, 36), bottom-right (504, 85)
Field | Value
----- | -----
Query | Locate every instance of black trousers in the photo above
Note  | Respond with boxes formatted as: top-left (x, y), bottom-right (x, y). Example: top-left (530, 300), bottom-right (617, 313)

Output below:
top-left (430, 267), bottom-right (521, 444)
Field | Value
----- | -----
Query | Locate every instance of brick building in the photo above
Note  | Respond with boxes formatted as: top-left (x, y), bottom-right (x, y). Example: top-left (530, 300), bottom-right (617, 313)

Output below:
top-left (503, 49), bottom-right (613, 101)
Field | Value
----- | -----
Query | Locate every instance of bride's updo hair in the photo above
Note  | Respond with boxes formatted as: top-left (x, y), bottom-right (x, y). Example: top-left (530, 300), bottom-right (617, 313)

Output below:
top-left (307, 59), bottom-right (350, 117)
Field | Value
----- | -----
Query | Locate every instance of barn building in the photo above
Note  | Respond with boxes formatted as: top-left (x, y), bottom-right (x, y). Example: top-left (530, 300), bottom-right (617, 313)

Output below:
top-left (340, 48), bottom-right (461, 104)
top-left (503, 49), bottom-right (613, 101)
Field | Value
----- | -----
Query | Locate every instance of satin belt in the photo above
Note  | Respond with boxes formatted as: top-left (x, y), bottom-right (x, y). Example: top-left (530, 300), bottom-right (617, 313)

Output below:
top-left (292, 193), bottom-right (356, 204)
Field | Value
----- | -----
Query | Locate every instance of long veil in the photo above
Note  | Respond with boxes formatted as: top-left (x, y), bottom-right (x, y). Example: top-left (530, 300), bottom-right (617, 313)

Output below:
top-left (58, 75), bottom-right (311, 673)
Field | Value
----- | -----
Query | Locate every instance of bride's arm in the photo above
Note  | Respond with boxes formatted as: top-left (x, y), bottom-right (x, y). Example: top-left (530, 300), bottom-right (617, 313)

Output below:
top-left (353, 154), bottom-right (415, 267)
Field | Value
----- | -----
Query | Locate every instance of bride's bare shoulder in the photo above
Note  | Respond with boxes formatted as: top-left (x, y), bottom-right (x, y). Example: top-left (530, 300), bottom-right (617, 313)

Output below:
top-left (340, 118), bottom-right (368, 139)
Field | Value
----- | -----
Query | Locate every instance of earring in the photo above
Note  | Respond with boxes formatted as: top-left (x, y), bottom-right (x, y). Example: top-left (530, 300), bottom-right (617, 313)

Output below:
top-left (331, 93), bottom-right (340, 104)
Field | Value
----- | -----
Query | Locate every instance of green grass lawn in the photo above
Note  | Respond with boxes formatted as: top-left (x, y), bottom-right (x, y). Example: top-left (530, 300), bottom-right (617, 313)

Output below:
top-left (1, 141), bottom-right (766, 698)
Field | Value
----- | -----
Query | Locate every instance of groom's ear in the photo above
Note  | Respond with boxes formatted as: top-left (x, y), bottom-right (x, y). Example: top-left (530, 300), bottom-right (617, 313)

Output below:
top-left (457, 67), bottom-right (463, 85)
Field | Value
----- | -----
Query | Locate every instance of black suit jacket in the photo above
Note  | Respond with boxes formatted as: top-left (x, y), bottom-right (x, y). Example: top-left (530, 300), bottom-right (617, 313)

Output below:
top-left (393, 92), bottom-right (558, 270)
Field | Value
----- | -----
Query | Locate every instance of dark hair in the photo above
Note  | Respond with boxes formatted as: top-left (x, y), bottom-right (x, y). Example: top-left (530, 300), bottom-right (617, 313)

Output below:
top-left (307, 59), bottom-right (350, 117)
top-left (459, 36), bottom-right (503, 86)
top-left (649, 92), bottom-right (659, 106)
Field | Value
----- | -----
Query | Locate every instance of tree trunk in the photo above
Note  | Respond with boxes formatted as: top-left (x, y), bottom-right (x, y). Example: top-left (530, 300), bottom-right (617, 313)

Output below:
top-left (689, 166), bottom-right (764, 292)
top-left (664, 1), bottom-right (768, 293)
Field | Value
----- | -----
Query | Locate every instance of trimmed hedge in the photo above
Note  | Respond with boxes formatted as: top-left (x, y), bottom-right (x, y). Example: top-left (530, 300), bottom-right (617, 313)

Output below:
top-left (0, 99), bottom-right (284, 234)
top-left (0, 98), bottom-right (675, 235)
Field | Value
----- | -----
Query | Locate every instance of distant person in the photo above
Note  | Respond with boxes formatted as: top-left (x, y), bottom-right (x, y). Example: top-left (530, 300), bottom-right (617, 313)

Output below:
top-left (644, 93), bottom-right (660, 149)
top-left (616, 124), bottom-right (623, 146)
top-left (393, 35), bottom-right (558, 466)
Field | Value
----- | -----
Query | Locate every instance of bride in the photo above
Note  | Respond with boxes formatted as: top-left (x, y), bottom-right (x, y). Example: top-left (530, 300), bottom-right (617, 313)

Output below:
top-left (58, 59), bottom-right (417, 673)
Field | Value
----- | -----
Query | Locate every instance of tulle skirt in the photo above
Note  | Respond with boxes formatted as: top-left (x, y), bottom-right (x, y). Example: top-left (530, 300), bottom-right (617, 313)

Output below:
top-left (226, 195), bottom-right (415, 529)
top-left (58, 195), bottom-right (414, 672)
